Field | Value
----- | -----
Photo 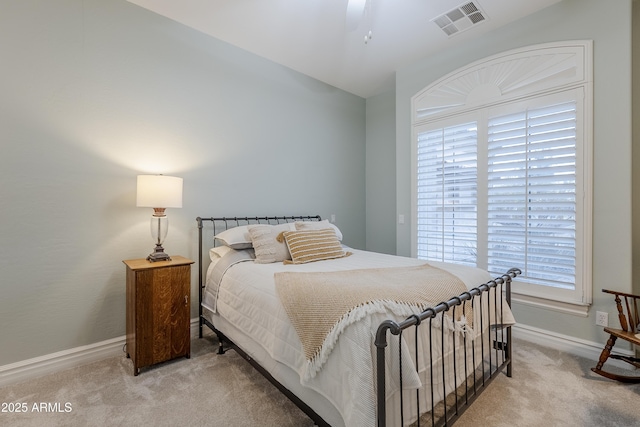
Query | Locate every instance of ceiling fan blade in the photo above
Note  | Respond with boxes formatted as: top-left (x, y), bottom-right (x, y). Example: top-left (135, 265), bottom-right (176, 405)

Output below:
top-left (345, 0), bottom-right (367, 32)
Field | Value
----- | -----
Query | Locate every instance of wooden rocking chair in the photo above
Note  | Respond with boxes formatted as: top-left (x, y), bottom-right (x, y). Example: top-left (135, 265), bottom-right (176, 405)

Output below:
top-left (591, 289), bottom-right (640, 383)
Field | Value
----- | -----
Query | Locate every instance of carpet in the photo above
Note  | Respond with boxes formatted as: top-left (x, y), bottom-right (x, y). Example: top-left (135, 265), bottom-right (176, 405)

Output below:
top-left (1, 334), bottom-right (638, 426)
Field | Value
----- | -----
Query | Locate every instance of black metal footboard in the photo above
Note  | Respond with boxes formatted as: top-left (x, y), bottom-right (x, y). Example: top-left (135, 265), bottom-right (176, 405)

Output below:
top-left (375, 268), bottom-right (521, 427)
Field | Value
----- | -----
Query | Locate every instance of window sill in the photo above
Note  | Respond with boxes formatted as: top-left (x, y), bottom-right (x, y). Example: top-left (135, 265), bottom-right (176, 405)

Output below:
top-left (510, 292), bottom-right (590, 317)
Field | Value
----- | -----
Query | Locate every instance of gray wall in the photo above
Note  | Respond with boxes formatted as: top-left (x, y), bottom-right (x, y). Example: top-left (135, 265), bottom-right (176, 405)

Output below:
top-left (633, 0), bottom-right (640, 298)
top-left (365, 90), bottom-right (396, 255)
top-left (0, 0), bottom-right (365, 366)
top-left (391, 0), bottom-right (634, 344)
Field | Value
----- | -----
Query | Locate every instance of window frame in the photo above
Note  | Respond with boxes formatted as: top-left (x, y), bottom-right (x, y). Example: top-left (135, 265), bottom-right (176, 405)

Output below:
top-left (410, 42), bottom-right (593, 313)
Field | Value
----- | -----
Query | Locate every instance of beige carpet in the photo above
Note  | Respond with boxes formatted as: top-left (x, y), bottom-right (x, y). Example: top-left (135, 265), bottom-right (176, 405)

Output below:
top-left (455, 341), bottom-right (640, 427)
top-left (1, 333), bottom-right (638, 426)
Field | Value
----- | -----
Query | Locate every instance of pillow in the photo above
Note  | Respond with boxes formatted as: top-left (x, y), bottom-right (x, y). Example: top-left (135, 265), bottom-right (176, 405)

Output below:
top-left (294, 220), bottom-right (343, 241)
top-left (279, 228), bottom-right (351, 264)
top-left (215, 225), bottom-right (252, 249)
top-left (209, 245), bottom-right (234, 261)
top-left (248, 223), bottom-right (295, 264)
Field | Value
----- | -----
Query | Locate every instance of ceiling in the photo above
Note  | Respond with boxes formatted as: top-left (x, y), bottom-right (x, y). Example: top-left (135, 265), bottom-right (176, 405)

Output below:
top-left (126, 0), bottom-right (563, 98)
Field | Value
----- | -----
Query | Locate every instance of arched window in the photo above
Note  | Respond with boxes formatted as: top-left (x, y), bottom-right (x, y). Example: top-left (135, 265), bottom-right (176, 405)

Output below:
top-left (411, 41), bottom-right (593, 310)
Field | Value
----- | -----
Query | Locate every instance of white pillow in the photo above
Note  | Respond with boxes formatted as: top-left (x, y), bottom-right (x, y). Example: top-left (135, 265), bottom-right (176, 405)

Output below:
top-left (248, 223), bottom-right (295, 264)
top-left (209, 245), bottom-right (234, 261)
top-left (294, 219), bottom-right (343, 241)
top-left (215, 225), bottom-right (252, 249)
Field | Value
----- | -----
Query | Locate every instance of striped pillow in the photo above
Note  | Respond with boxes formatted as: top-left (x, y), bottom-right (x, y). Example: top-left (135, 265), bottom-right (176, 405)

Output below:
top-left (279, 229), bottom-right (350, 264)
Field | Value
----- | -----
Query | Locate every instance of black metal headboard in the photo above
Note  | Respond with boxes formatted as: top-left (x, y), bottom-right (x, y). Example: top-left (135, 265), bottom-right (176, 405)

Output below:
top-left (195, 215), bottom-right (321, 337)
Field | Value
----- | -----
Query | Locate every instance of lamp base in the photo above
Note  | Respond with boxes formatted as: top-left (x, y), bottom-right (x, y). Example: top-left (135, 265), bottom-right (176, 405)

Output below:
top-left (147, 244), bottom-right (171, 262)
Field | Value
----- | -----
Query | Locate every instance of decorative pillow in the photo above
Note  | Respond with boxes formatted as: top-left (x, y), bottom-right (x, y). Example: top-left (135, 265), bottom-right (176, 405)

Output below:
top-left (294, 219), bottom-right (343, 241)
top-left (279, 229), bottom-right (351, 264)
top-left (209, 245), bottom-right (234, 261)
top-left (215, 225), bottom-right (252, 249)
top-left (248, 223), bottom-right (295, 264)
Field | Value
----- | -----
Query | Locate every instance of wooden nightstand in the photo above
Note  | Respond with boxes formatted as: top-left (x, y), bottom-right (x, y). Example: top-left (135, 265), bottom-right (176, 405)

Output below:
top-left (124, 256), bottom-right (194, 376)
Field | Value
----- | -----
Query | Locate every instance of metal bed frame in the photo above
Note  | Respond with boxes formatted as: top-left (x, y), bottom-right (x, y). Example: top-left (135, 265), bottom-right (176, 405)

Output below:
top-left (375, 268), bottom-right (520, 426)
top-left (196, 215), bottom-right (521, 427)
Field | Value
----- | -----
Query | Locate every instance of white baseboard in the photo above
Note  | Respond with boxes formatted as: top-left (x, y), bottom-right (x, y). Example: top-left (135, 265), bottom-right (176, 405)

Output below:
top-left (0, 336), bottom-right (126, 389)
top-left (1, 320), bottom-right (631, 389)
top-left (0, 319), bottom-right (202, 388)
top-left (512, 323), bottom-right (634, 370)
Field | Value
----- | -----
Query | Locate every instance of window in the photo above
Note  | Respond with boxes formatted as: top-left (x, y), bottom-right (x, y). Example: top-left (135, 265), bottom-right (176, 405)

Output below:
top-left (412, 42), bottom-right (592, 309)
top-left (486, 100), bottom-right (577, 289)
top-left (417, 121), bottom-right (478, 266)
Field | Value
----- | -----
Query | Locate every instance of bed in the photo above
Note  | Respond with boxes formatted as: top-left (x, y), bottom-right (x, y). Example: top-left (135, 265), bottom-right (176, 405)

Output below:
top-left (196, 215), bottom-right (520, 426)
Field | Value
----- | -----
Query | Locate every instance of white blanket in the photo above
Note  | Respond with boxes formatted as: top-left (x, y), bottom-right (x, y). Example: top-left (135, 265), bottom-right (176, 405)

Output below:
top-left (203, 248), bottom-right (515, 427)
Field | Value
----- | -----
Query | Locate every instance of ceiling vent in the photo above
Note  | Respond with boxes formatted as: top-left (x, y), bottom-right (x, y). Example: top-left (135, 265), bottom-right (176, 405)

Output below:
top-left (432, 2), bottom-right (487, 37)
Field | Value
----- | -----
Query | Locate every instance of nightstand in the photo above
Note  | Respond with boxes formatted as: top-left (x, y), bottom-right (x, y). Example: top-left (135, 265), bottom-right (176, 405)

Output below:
top-left (123, 256), bottom-right (194, 375)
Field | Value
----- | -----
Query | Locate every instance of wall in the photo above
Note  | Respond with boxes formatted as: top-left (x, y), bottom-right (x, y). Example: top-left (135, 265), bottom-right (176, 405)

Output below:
top-left (0, 0), bottom-right (365, 366)
top-left (365, 90), bottom-right (396, 255)
top-left (633, 0), bottom-right (640, 298)
top-left (394, 0), bottom-right (633, 345)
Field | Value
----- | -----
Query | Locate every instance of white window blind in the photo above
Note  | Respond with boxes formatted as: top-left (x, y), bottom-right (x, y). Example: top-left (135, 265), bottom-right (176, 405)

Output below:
top-left (411, 42), bottom-right (592, 309)
top-left (415, 97), bottom-right (581, 293)
top-left (417, 122), bottom-right (478, 266)
top-left (487, 102), bottom-right (577, 289)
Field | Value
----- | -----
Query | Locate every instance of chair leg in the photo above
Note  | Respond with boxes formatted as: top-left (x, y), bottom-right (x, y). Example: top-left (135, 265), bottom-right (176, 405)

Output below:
top-left (591, 335), bottom-right (640, 383)
top-left (593, 334), bottom-right (617, 372)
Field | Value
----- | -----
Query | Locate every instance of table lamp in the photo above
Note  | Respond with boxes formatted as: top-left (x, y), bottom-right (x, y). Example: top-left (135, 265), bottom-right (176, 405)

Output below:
top-left (136, 175), bottom-right (183, 262)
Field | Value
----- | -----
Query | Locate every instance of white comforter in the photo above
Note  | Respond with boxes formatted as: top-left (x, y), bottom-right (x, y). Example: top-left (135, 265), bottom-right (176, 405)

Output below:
top-left (202, 249), bottom-right (514, 427)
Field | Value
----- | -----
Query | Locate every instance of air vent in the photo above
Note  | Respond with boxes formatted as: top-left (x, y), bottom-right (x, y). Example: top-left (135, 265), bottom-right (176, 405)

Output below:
top-left (432, 1), bottom-right (487, 37)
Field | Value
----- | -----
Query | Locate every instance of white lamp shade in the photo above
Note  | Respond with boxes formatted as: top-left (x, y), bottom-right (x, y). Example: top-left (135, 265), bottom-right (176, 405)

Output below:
top-left (136, 175), bottom-right (183, 208)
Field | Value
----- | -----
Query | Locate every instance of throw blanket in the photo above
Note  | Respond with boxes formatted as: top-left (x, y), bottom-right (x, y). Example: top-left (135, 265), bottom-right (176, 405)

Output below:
top-left (274, 264), bottom-right (471, 378)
